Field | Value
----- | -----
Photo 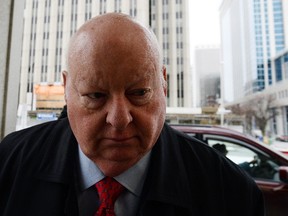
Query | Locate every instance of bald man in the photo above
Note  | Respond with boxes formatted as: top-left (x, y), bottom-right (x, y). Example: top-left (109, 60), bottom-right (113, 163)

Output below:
top-left (0, 13), bottom-right (264, 216)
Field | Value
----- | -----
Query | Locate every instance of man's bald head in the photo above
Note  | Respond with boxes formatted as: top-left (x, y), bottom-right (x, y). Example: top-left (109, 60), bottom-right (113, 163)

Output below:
top-left (66, 13), bottom-right (162, 75)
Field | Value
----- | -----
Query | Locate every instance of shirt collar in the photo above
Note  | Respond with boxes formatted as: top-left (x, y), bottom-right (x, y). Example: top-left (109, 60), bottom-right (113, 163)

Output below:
top-left (77, 145), bottom-right (151, 197)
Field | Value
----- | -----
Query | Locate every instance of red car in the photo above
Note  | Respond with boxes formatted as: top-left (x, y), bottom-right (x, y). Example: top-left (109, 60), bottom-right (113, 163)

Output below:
top-left (271, 136), bottom-right (288, 155)
top-left (171, 124), bottom-right (288, 216)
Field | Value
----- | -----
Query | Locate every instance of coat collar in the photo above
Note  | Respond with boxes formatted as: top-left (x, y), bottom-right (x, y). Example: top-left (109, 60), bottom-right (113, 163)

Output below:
top-left (25, 118), bottom-right (80, 215)
top-left (139, 123), bottom-right (194, 212)
top-left (35, 118), bottom-right (79, 184)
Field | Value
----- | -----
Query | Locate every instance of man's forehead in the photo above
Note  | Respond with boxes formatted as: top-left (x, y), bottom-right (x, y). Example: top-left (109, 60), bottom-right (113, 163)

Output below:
top-left (75, 67), bottom-right (156, 83)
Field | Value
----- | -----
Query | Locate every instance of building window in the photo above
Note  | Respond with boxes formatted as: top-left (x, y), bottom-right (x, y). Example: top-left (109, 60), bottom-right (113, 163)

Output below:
top-left (275, 58), bottom-right (282, 82)
top-left (162, 0), bottom-right (168, 5)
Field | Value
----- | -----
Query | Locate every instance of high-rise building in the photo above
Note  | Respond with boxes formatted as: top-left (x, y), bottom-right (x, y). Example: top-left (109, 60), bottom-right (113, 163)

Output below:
top-left (220, 0), bottom-right (288, 102)
top-left (19, 0), bottom-right (192, 112)
top-left (220, 0), bottom-right (288, 135)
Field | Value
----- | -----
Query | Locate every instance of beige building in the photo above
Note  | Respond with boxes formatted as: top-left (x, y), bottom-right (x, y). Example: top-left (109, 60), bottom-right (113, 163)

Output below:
top-left (19, 0), bottom-right (192, 112)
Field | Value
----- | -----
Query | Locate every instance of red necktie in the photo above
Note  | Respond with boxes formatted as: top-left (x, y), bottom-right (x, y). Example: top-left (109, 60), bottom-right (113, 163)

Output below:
top-left (95, 177), bottom-right (124, 216)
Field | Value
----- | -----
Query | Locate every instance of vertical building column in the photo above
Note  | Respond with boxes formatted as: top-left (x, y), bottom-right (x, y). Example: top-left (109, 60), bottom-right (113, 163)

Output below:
top-left (92, 0), bottom-right (100, 17)
top-left (276, 107), bottom-right (285, 136)
top-left (34, 0), bottom-right (45, 83)
top-left (47, 0), bottom-right (58, 83)
top-left (0, 0), bottom-right (25, 139)
top-left (106, 0), bottom-right (114, 13)
top-left (61, 0), bottom-right (73, 72)
top-left (121, 0), bottom-right (130, 15)
top-left (168, 2), bottom-right (178, 107)
top-left (77, 0), bottom-right (85, 28)
top-left (19, 0), bottom-right (32, 105)
top-left (182, 0), bottom-right (192, 107)
top-left (136, 1), bottom-right (149, 27)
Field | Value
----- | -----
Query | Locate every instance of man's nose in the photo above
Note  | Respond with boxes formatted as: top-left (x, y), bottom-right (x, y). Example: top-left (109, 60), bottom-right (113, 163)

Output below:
top-left (106, 97), bottom-right (133, 130)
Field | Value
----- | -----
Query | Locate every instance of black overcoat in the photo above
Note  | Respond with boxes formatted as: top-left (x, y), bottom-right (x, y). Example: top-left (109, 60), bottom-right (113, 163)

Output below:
top-left (0, 118), bottom-right (264, 216)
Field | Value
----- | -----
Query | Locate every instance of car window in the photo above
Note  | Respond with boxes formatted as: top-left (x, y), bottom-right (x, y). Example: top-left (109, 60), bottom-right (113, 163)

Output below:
top-left (205, 136), bottom-right (280, 182)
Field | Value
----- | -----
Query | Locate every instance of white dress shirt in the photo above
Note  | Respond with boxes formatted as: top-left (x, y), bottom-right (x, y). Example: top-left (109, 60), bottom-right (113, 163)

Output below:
top-left (77, 146), bottom-right (151, 216)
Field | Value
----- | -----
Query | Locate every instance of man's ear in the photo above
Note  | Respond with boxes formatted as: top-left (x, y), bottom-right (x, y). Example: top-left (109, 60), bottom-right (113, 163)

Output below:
top-left (62, 71), bottom-right (68, 86)
top-left (62, 71), bottom-right (68, 102)
top-left (162, 66), bottom-right (167, 96)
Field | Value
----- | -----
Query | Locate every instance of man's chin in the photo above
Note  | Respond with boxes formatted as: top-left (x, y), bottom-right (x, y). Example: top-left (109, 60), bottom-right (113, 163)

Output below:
top-left (94, 153), bottom-right (142, 177)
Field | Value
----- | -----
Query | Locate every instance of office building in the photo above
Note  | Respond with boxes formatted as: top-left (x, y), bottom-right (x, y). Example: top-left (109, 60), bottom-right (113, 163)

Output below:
top-left (220, 0), bottom-right (288, 135)
top-left (19, 0), bottom-right (192, 113)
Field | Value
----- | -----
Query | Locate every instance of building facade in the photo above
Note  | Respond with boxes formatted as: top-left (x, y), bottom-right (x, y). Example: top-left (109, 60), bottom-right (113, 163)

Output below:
top-left (220, 0), bottom-right (288, 135)
top-left (194, 46), bottom-right (221, 107)
top-left (19, 0), bottom-right (192, 112)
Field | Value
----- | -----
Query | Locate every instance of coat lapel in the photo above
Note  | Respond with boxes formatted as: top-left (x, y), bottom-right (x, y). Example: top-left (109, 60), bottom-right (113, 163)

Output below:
top-left (34, 119), bottom-right (80, 215)
top-left (137, 124), bottom-right (195, 215)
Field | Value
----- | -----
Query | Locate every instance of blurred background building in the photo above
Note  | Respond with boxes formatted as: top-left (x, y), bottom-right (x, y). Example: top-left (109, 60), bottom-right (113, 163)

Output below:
top-left (194, 46), bottom-right (221, 107)
top-left (19, 0), bottom-right (192, 116)
top-left (220, 0), bottom-right (288, 135)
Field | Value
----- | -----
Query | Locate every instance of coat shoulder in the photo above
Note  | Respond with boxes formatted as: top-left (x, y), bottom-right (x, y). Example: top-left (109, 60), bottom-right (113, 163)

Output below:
top-left (0, 119), bottom-right (70, 151)
top-left (157, 124), bottom-right (264, 214)
top-left (0, 119), bottom-right (75, 173)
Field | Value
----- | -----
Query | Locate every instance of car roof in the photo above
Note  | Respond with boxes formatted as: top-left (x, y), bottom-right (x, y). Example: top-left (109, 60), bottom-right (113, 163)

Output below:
top-left (170, 124), bottom-right (248, 138)
top-left (170, 124), bottom-right (288, 163)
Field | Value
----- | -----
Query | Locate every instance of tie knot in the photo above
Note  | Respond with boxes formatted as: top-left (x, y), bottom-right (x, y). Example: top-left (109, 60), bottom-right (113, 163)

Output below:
top-left (95, 177), bottom-right (124, 213)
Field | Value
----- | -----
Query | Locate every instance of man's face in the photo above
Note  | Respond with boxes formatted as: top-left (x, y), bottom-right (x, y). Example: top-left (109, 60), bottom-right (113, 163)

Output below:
top-left (64, 26), bottom-right (167, 176)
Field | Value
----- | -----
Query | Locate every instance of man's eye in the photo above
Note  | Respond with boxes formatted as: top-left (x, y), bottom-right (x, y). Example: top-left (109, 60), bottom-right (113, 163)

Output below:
top-left (130, 88), bottom-right (151, 96)
top-left (127, 88), bottom-right (153, 105)
top-left (86, 92), bottom-right (106, 99)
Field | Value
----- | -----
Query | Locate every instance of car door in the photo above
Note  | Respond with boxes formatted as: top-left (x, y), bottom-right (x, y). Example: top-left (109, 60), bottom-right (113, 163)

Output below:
top-left (202, 134), bottom-right (288, 216)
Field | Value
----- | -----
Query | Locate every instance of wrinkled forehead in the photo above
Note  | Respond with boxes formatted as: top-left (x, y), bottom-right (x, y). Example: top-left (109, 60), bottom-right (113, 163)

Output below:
top-left (75, 65), bottom-right (157, 90)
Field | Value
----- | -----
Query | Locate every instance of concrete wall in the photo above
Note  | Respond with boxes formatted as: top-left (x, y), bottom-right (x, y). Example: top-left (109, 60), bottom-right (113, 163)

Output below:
top-left (0, 0), bottom-right (24, 139)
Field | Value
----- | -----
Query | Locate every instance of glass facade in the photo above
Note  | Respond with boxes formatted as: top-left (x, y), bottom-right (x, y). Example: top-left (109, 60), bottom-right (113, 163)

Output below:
top-left (273, 0), bottom-right (285, 52)
top-left (252, 0), bottom-right (284, 92)
top-left (274, 52), bottom-right (288, 83)
top-left (253, 0), bottom-right (266, 91)
top-left (275, 57), bottom-right (282, 82)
